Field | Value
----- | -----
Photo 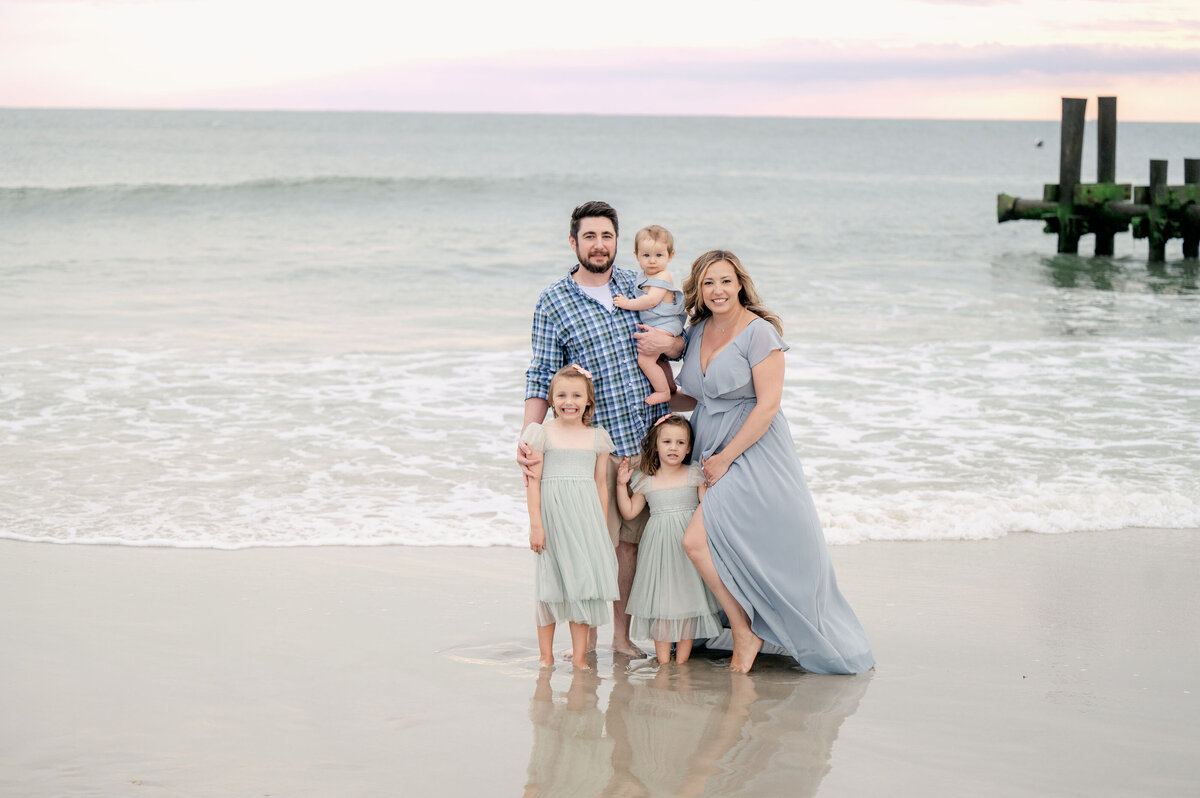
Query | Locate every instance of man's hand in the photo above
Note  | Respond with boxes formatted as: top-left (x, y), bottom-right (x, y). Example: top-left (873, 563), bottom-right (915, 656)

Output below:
top-left (634, 324), bottom-right (684, 359)
top-left (517, 440), bottom-right (542, 485)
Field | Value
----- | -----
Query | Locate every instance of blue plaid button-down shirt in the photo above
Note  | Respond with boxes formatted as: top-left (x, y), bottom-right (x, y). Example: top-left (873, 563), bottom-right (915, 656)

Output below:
top-left (525, 265), bottom-right (666, 456)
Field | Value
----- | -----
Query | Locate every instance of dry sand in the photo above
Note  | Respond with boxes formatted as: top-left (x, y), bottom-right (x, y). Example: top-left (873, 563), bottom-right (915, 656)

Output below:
top-left (2, 528), bottom-right (1197, 797)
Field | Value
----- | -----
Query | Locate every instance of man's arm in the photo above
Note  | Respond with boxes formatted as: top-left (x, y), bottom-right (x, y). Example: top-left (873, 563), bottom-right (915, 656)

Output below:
top-left (517, 398), bottom-right (549, 483)
top-left (633, 324), bottom-right (685, 360)
top-left (520, 298), bottom-right (560, 482)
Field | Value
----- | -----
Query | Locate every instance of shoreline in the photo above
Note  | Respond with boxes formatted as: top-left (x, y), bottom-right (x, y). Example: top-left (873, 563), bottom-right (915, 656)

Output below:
top-left (2, 528), bottom-right (1197, 796)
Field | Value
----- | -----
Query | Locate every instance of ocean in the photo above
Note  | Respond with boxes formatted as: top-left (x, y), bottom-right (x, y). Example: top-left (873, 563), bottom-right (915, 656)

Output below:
top-left (2, 108), bottom-right (1198, 549)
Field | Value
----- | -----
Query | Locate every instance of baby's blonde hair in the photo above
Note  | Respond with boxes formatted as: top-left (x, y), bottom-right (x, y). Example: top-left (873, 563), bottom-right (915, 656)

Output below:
top-left (548, 365), bottom-right (597, 426)
top-left (634, 225), bottom-right (675, 255)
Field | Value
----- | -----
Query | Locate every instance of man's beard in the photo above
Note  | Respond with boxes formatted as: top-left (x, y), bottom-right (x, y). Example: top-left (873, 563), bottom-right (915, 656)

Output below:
top-left (579, 258), bottom-right (613, 274)
top-left (577, 249), bottom-right (615, 274)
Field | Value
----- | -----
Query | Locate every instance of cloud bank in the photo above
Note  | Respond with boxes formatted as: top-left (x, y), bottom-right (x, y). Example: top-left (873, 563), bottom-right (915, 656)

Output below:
top-left (153, 41), bottom-right (1200, 120)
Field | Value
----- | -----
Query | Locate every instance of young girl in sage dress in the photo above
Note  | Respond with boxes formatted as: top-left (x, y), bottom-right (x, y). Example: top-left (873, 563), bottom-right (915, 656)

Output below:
top-left (522, 364), bottom-right (620, 670)
top-left (616, 414), bottom-right (721, 664)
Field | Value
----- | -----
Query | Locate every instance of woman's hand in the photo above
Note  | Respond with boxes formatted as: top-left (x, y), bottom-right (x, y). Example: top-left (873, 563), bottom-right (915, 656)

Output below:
top-left (616, 456), bottom-right (632, 485)
top-left (702, 452), bottom-right (732, 486)
top-left (530, 525), bottom-right (546, 554)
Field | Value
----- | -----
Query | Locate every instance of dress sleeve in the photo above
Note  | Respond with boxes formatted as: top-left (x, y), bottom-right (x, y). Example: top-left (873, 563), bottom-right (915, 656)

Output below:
top-left (630, 470), bottom-right (650, 495)
top-left (745, 318), bottom-right (790, 367)
top-left (687, 464), bottom-right (706, 488)
top-left (520, 422), bottom-right (549, 452)
top-left (594, 426), bottom-right (615, 455)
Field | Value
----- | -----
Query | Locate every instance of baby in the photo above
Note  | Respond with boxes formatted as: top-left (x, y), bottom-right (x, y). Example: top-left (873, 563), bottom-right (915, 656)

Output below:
top-left (614, 225), bottom-right (686, 405)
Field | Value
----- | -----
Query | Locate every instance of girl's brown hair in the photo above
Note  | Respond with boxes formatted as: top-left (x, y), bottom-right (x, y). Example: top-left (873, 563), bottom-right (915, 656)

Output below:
top-left (548, 364), bottom-right (597, 426)
top-left (681, 249), bottom-right (783, 334)
top-left (638, 414), bottom-right (693, 476)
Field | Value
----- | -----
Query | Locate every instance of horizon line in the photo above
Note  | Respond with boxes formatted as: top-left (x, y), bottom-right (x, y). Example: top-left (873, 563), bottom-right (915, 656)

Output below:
top-left (3, 105), bottom-right (1196, 125)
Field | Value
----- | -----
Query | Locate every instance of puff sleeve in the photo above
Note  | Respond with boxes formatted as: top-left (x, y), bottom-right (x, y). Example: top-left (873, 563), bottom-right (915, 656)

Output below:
top-left (745, 318), bottom-right (790, 367)
top-left (594, 426), bottom-right (615, 455)
top-left (520, 422), bottom-right (549, 452)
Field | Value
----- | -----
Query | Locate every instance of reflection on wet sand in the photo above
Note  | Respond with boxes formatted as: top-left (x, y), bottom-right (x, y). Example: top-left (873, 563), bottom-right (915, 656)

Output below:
top-left (524, 668), bottom-right (612, 797)
top-left (524, 657), bottom-right (871, 797)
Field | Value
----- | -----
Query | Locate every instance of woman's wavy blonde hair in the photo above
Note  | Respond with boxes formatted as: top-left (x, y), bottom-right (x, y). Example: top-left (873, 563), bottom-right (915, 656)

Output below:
top-left (682, 250), bottom-right (783, 334)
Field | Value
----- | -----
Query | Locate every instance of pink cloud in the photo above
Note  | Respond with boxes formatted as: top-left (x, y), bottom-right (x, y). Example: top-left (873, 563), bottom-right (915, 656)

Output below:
top-left (147, 41), bottom-right (1200, 121)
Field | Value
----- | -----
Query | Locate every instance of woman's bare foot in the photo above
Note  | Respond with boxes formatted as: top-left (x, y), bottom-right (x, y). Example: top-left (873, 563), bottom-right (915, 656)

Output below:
top-left (571, 655), bottom-right (592, 671)
top-left (644, 391), bottom-right (671, 405)
top-left (729, 627), bottom-right (763, 673)
top-left (538, 654), bottom-right (555, 668)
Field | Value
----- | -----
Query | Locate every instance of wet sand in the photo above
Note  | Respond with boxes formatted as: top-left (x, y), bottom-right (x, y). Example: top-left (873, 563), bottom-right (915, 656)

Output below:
top-left (1, 528), bottom-right (1197, 796)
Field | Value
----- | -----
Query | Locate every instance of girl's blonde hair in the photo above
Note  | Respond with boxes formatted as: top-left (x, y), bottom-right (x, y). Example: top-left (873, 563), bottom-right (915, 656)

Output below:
top-left (548, 364), bottom-right (597, 426)
top-left (682, 250), bottom-right (783, 335)
top-left (638, 414), bottom-right (693, 476)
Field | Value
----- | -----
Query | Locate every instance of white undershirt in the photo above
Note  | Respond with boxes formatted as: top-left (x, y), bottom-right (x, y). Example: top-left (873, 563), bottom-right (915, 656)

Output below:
top-left (577, 281), bottom-right (614, 311)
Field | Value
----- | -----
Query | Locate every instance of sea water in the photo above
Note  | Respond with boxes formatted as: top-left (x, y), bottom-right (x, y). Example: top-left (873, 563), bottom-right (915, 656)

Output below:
top-left (2, 109), bottom-right (1198, 548)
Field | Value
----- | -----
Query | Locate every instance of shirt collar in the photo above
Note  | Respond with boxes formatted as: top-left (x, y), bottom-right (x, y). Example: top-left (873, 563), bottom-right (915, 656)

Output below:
top-left (568, 263), bottom-right (615, 289)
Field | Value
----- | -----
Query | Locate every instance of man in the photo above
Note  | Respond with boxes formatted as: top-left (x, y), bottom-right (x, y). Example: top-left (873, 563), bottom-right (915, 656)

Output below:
top-left (519, 200), bottom-right (682, 658)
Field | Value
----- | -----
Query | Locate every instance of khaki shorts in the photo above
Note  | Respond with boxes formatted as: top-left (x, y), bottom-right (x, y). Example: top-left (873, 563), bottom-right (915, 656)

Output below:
top-left (607, 454), bottom-right (649, 546)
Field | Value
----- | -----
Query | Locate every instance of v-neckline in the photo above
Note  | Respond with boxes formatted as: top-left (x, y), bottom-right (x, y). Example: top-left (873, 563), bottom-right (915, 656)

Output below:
top-left (699, 317), bottom-right (756, 376)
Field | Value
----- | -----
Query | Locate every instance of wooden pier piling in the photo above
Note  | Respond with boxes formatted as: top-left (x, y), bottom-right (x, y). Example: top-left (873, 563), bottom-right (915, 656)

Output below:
top-left (1185, 159), bottom-right (1200, 259)
top-left (1147, 160), bottom-right (1168, 262)
top-left (1057, 98), bottom-right (1087, 254)
top-left (997, 96), bottom-right (1199, 263)
top-left (1094, 97), bottom-right (1118, 256)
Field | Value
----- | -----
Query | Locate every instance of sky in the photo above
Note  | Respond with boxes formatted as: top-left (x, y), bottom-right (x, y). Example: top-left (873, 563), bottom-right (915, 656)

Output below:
top-left (2, 0), bottom-right (1199, 120)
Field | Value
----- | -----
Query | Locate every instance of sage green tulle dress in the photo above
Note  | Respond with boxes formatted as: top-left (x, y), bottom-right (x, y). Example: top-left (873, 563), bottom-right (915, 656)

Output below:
top-left (521, 422), bottom-right (620, 627)
top-left (626, 466), bottom-right (722, 643)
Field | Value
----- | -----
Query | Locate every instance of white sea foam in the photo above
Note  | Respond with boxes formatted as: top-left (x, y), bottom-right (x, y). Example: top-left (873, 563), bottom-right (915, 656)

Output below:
top-left (2, 341), bottom-right (1197, 549)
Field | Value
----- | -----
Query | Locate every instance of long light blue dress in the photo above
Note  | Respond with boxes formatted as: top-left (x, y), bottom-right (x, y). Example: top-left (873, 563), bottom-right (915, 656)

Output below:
top-left (521, 423), bottom-right (620, 628)
top-left (676, 318), bottom-right (875, 674)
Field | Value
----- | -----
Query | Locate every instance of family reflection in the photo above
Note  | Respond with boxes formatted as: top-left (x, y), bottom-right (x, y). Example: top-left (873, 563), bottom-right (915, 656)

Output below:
top-left (524, 668), bottom-right (612, 797)
top-left (524, 662), bottom-right (871, 798)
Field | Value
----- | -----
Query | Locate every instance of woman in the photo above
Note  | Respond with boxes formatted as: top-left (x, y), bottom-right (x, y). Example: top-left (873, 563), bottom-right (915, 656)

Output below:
top-left (670, 250), bottom-right (874, 674)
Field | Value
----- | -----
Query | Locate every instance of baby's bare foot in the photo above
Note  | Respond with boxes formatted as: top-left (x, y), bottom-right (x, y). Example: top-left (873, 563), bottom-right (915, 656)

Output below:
top-left (644, 391), bottom-right (671, 405)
